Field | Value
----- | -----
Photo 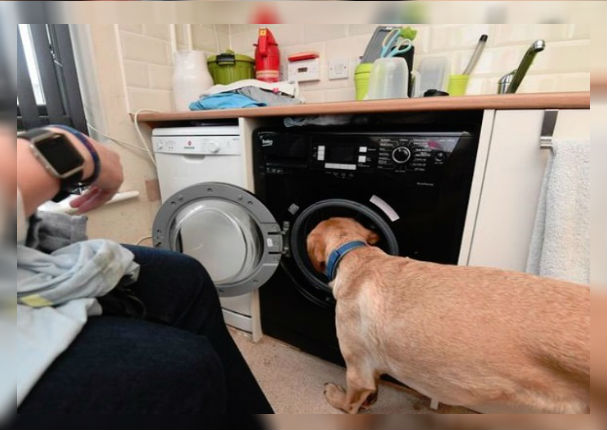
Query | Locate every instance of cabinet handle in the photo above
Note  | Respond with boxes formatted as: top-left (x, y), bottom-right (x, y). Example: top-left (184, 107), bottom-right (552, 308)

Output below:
top-left (539, 109), bottom-right (558, 149)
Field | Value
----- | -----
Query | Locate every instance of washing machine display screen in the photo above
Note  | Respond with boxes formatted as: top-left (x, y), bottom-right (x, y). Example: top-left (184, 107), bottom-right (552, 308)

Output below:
top-left (325, 145), bottom-right (356, 164)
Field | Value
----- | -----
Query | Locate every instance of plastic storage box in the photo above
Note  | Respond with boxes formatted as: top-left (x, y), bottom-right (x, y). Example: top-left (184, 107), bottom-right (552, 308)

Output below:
top-left (207, 50), bottom-right (255, 85)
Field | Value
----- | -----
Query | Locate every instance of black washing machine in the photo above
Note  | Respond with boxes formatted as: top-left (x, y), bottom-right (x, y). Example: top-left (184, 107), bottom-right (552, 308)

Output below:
top-left (252, 123), bottom-right (481, 365)
top-left (152, 116), bottom-right (482, 366)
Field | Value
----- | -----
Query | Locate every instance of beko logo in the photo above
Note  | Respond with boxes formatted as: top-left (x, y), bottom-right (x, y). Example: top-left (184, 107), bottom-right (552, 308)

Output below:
top-left (261, 138), bottom-right (274, 147)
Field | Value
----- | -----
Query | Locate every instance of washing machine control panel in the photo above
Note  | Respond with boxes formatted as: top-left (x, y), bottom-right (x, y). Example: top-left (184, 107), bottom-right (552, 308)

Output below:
top-left (307, 134), bottom-right (461, 173)
top-left (375, 135), bottom-right (459, 173)
top-left (310, 142), bottom-right (375, 171)
top-left (255, 130), bottom-right (469, 178)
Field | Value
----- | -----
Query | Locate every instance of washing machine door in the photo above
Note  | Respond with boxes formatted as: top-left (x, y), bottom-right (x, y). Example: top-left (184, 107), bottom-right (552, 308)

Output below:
top-left (286, 198), bottom-right (400, 307)
top-left (152, 182), bottom-right (283, 297)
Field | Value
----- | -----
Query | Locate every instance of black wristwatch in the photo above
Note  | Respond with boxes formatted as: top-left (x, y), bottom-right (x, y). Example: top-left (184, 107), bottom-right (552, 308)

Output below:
top-left (19, 128), bottom-right (85, 202)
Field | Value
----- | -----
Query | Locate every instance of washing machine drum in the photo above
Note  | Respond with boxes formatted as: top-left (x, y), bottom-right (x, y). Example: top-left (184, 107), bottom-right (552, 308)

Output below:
top-left (152, 183), bottom-right (283, 297)
top-left (289, 199), bottom-right (400, 297)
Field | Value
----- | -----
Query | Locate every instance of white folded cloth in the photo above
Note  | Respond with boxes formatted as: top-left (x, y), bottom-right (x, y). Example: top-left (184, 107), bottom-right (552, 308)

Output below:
top-left (201, 79), bottom-right (300, 98)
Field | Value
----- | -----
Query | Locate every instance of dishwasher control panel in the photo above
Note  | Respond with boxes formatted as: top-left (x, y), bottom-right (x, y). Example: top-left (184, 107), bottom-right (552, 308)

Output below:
top-left (153, 135), bottom-right (241, 155)
top-left (152, 125), bottom-right (241, 155)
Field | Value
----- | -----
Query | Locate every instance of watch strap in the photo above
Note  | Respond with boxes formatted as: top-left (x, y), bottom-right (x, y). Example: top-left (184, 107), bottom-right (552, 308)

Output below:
top-left (19, 128), bottom-right (52, 141)
top-left (51, 189), bottom-right (73, 203)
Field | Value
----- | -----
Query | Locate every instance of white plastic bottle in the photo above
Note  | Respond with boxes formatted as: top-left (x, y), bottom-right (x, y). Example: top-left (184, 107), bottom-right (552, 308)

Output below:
top-left (172, 50), bottom-right (214, 111)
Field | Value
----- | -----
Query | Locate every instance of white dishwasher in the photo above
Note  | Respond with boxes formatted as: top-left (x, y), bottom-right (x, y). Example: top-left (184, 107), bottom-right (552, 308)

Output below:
top-left (152, 124), bottom-right (262, 340)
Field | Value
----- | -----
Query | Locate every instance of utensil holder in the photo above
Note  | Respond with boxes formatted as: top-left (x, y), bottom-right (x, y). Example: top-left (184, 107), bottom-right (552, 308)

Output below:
top-left (447, 74), bottom-right (470, 96)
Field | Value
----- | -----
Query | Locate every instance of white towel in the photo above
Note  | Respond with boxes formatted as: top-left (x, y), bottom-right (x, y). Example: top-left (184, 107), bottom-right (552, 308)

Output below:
top-left (526, 138), bottom-right (590, 284)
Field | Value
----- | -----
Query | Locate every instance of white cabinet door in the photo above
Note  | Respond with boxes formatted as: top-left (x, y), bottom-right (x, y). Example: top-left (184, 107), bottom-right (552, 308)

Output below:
top-left (467, 109), bottom-right (590, 271)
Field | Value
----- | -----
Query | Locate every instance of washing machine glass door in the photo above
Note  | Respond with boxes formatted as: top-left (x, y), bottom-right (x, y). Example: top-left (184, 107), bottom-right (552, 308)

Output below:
top-left (288, 198), bottom-right (400, 307)
top-left (153, 182), bottom-right (283, 297)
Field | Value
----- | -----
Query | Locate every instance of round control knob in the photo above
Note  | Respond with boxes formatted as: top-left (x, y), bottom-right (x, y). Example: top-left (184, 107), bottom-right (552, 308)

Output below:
top-left (205, 142), bottom-right (220, 154)
top-left (391, 146), bottom-right (412, 164)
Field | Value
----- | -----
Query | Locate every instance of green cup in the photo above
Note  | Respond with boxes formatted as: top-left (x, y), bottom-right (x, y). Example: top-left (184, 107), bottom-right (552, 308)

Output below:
top-left (354, 63), bottom-right (373, 101)
top-left (447, 74), bottom-right (470, 96)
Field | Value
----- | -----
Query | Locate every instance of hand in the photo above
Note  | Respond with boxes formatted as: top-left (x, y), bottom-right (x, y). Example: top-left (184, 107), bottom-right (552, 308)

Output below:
top-left (68, 135), bottom-right (124, 214)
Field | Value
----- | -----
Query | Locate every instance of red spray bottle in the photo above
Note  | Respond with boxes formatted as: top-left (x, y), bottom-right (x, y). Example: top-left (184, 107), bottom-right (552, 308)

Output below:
top-left (254, 28), bottom-right (280, 82)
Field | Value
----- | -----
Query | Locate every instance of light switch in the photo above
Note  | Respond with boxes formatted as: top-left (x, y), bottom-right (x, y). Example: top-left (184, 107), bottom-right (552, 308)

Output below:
top-left (328, 58), bottom-right (350, 80)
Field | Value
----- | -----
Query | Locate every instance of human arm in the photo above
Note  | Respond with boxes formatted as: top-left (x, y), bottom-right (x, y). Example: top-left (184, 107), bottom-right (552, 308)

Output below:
top-left (16, 127), bottom-right (123, 217)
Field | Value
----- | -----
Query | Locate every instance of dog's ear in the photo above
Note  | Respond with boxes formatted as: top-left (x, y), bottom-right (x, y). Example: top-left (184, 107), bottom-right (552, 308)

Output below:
top-left (366, 230), bottom-right (380, 245)
top-left (307, 233), bottom-right (326, 273)
top-left (316, 255), bottom-right (326, 274)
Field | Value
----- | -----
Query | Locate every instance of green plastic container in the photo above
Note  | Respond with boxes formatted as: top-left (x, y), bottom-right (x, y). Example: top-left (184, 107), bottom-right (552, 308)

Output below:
top-left (354, 63), bottom-right (373, 100)
top-left (207, 50), bottom-right (255, 85)
top-left (447, 74), bottom-right (470, 96)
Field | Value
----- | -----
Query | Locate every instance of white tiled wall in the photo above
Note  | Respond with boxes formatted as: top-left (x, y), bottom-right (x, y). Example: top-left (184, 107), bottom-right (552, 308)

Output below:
top-left (229, 24), bottom-right (590, 103)
top-left (117, 24), bottom-right (230, 112)
top-left (116, 24), bottom-right (590, 110)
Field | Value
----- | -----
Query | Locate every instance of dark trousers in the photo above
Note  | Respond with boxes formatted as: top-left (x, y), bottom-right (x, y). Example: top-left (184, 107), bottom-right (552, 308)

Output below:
top-left (16, 245), bottom-right (273, 429)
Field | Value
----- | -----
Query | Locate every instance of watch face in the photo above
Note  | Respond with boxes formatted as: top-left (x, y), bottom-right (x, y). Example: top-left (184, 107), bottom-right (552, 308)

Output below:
top-left (33, 134), bottom-right (84, 176)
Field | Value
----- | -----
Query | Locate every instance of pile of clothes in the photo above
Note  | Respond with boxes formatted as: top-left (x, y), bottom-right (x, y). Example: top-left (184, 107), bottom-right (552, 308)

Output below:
top-left (189, 79), bottom-right (303, 110)
top-left (16, 205), bottom-right (140, 405)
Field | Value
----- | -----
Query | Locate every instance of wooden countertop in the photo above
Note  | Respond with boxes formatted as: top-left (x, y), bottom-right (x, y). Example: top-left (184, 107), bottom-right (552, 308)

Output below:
top-left (133, 91), bottom-right (589, 124)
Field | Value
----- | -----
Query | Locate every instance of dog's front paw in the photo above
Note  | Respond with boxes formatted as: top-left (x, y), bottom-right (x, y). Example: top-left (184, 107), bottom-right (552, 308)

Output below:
top-left (323, 382), bottom-right (346, 409)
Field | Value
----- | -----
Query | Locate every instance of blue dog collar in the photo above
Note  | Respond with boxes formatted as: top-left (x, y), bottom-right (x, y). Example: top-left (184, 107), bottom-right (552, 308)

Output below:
top-left (325, 240), bottom-right (367, 281)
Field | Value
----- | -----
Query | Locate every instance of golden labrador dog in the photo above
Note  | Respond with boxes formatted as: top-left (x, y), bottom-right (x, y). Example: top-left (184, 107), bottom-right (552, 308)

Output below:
top-left (306, 217), bottom-right (589, 414)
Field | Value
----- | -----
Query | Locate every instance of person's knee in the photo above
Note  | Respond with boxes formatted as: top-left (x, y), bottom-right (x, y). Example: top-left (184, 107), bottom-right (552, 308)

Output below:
top-left (110, 321), bottom-right (228, 413)
top-left (125, 245), bottom-right (214, 287)
top-left (164, 335), bottom-right (228, 413)
top-left (19, 318), bottom-right (228, 414)
top-left (151, 250), bottom-right (219, 302)
top-left (177, 253), bottom-right (213, 284)
top-left (175, 253), bottom-right (220, 303)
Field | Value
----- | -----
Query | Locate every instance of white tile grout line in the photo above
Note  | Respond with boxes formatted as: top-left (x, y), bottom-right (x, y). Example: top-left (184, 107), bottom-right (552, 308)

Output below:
top-left (186, 24), bottom-right (194, 51)
top-left (169, 24), bottom-right (177, 68)
top-left (113, 24), bottom-right (131, 114)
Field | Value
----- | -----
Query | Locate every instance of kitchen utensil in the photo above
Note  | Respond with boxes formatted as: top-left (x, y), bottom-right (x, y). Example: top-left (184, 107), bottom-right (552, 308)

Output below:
top-left (361, 26), bottom-right (398, 63)
top-left (498, 39), bottom-right (545, 94)
top-left (366, 57), bottom-right (409, 100)
top-left (362, 26), bottom-right (416, 96)
top-left (462, 34), bottom-right (488, 75)
top-left (173, 50), bottom-right (213, 111)
top-left (254, 27), bottom-right (280, 82)
top-left (207, 50), bottom-right (255, 85)
top-left (380, 28), bottom-right (413, 58)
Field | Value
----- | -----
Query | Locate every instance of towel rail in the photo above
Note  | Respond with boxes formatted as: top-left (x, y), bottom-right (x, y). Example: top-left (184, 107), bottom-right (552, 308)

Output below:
top-left (540, 109), bottom-right (558, 149)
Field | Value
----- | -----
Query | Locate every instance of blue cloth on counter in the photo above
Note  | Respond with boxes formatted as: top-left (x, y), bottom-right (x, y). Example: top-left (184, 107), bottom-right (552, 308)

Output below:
top-left (189, 92), bottom-right (266, 110)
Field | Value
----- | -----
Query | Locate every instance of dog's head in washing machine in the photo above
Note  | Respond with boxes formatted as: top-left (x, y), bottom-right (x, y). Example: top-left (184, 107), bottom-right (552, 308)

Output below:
top-left (306, 217), bottom-right (379, 277)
